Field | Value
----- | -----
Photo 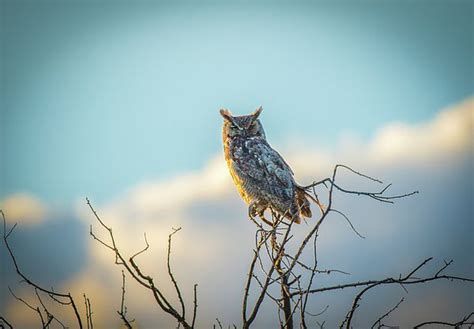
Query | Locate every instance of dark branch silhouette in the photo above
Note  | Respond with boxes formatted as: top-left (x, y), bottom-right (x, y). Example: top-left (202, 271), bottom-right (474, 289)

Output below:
top-left (239, 164), bottom-right (472, 329)
top-left (1, 210), bottom-right (84, 328)
top-left (84, 294), bottom-right (93, 329)
top-left (414, 312), bottom-right (474, 328)
top-left (370, 297), bottom-right (404, 329)
top-left (1, 165), bottom-right (472, 328)
top-left (0, 316), bottom-right (13, 329)
top-left (87, 198), bottom-right (198, 329)
top-left (117, 270), bottom-right (134, 329)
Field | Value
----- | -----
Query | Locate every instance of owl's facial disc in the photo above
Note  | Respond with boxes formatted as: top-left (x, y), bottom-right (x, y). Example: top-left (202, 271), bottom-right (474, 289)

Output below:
top-left (220, 107), bottom-right (265, 138)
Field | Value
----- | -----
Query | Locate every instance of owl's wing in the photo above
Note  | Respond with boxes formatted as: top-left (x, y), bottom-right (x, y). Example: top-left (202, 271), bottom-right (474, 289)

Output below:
top-left (233, 138), bottom-right (295, 200)
top-left (271, 148), bottom-right (294, 176)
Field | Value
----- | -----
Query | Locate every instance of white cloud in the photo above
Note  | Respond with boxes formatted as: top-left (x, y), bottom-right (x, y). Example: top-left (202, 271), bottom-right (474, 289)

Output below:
top-left (72, 97), bottom-right (473, 327)
top-left (0, 193), bottom-right (49, 226)
top-left (367, 97), bottom-right (473, 166)
top-left (98, 97), bottom-right (473, 224)
top-left (285, 97), bottom-right (473, 177)
top-left (3, 97), bottom-right (473, 328)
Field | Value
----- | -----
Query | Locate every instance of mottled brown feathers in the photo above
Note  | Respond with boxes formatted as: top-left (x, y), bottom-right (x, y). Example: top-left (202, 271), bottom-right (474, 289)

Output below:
top-left (221, 107), bottom-right (312, 224)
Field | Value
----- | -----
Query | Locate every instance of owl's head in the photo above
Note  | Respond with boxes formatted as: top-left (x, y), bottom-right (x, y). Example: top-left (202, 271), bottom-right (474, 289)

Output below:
top-left (220, 106), bottom-right (266, 139)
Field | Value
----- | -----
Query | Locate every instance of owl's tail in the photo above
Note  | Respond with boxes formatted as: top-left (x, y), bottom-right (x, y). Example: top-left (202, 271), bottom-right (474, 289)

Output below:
top-left (294, 186), bottom-right (325, 224)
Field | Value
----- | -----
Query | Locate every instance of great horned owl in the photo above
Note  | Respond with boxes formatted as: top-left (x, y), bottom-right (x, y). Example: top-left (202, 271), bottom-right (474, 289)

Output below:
top-left (220, 106), bottom-right (313, 224)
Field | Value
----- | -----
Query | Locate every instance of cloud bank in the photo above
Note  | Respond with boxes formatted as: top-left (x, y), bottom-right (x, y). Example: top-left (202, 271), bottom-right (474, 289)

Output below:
top-left (2, 97), bottom-right (473, 328)
top-left (0, 193), bottom-right (49, 226)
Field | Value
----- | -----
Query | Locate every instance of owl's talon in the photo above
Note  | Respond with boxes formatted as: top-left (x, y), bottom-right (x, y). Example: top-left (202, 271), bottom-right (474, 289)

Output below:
top-left (259, 216), bottom-right (274, 227)
top-left (248, 202), bottom-right (274, 226)
top-left (258, 210), bottom-right (275, 227)
top-left (248, 202), bottom-right (257, 219)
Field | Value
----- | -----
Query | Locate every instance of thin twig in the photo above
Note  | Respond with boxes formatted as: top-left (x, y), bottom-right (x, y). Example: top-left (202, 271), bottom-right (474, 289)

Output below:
top-left (192, 284), bottom-right (198, 329)
top-left (87, 198), bottom-right (194, 329)
top-left (414, 312), bottom-right (474, 328)
top-left (117, 270), bottom-right (134, 329)
top-left (341, 258), bottom-right (473, 328)
top-left (330, 209), bottom-right (366, 239)
top-left (0, 316), bottom-right (13, 329)
top-left (167, 227), bottom-right (186, 319)
top-left (2, 210), bottom-right (83, 328)
top-left (370, 297), bottom-right (404, 329)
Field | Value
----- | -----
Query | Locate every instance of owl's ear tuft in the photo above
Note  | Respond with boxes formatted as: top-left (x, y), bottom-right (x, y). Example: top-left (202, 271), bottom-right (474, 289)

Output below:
top-left (220, 108), bottom-right (233, 121)
top-left (252, 106), bottom-right (263, 119)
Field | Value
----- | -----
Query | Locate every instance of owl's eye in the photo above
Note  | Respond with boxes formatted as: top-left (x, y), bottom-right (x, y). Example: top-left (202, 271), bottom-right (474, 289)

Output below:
top-left (230, 123), bottom-right (243, 131)
top-left (249, 122), bottom-right (258, 131)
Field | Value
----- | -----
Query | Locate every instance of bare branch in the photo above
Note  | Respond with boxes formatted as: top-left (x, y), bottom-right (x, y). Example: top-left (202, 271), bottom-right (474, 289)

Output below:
top-left (192, 284), bottom-right (198, 329)
top-left (304, 164), bottom-right (419, 205)
top-left (3, 162), bottom-right (467, 329)
top-left (331, 164), bottom-right (385, 184)
top-left (414, 312), bottom-right (474, 328)
top-left (2, 210), bottom-right (84, 328)
top-left (167, 227), bottom-right (186, 319)
top-left (130, 232), bottom-right (150, 263)
top-left (300, 232), bottom-right (319, 329)
top-left (341, 258), bottom-right (473, 328)
top-left (370, 297), bottom-right (404, 329)
top-left (215, 317), bottom-right (223, 329)
top-left (83, 294), bottom-right (93, 329)
top-left (241, 164), bottom-right (421, 329)
top-left (117, 270), bottom-right (134, 329)
top-left (87, 198), bottom-right (195, 329)
top-left (242, 230), bottom-right (276, 328)
top-left (0, 316), bottom-right (13, 329)
top-left (35, 288), bottom-right (67, 329)
top-left (329, 208), bottom-right (366, 239)
top-left (9, 287), bottom-right (44, 325)
top-left (435, 259), bottom-right (453, 277)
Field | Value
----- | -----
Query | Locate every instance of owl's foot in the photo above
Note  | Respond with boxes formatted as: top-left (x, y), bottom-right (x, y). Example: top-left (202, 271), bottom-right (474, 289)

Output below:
top-left (259, 215), bottom-right (274, 227)
top-left (248, 202), bottom-right (273, 226)
top-left (248, 202), bottom-right (257, 219)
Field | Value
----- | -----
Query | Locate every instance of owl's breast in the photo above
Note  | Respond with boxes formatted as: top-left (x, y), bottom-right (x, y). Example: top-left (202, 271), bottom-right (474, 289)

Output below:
top-left (223, 137), bottom-right (258, 204)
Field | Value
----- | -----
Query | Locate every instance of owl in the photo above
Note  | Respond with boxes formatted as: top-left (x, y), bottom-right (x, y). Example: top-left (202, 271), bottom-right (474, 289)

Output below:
top-left (220, 106), bottom-right (313, 224)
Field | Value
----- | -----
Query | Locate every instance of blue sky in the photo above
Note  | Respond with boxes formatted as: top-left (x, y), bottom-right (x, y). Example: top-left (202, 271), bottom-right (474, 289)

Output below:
top-left (1, 1), bottom-right (473, 328)
top-left (1, 1), bottom-right (472, 204)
